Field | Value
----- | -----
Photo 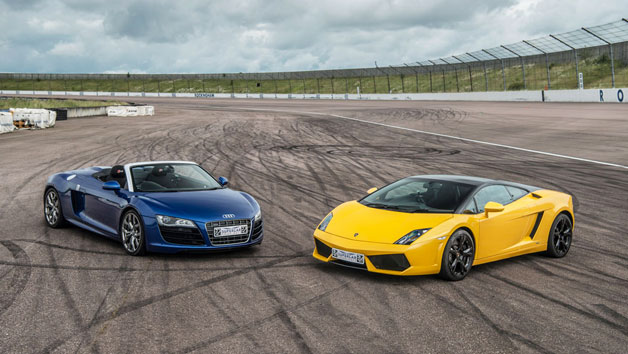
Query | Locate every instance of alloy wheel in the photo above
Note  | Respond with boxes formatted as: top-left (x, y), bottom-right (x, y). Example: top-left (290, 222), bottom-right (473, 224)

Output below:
top-left (447, 233), bottom-right (474, 278)
top-left (553, 216), bottom-right (572, 257)
top-left (122, 212), bottom-right (142, 253)
top-left (45, 190), bottom-right (60, 226)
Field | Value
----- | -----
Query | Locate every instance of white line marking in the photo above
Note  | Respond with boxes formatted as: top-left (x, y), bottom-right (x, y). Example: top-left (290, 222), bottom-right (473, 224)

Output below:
top-left (236, 107), bottom-right (628, 170)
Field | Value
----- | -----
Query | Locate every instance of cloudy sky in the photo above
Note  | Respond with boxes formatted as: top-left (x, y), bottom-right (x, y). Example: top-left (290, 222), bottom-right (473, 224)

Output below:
top-left (0, 0), bottom-right (623, 74)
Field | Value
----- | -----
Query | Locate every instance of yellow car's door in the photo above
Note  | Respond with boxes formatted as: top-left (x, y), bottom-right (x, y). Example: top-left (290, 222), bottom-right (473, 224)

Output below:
top-left (473, 185), bottom-right (535, 259)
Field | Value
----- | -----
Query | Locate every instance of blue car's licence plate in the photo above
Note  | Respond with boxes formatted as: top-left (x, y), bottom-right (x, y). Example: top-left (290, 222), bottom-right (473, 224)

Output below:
top-left (215, 225), bottom-right (248, 237)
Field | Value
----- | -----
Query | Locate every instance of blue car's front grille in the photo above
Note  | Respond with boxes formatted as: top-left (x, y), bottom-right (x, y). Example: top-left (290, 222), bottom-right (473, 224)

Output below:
top-left (205, 219), bottom-right (251, 245)
top-left (251, 219), bottom-right (263, 240)
top-left (159, 226), bottom-right (205, 245)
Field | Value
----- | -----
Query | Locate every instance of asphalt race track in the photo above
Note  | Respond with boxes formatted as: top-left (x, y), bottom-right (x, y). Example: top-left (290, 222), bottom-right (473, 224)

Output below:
top-left (1, 97), bottom-right (627, 353)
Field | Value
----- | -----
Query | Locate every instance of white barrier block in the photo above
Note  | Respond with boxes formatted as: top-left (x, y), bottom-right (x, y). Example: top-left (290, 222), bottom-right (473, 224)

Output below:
top-left (106, 105), bottom-right (154, 117)
top-left (0, 111), bottom-right (15, 134)
top-left (9, 108), bottom-right (56, 128)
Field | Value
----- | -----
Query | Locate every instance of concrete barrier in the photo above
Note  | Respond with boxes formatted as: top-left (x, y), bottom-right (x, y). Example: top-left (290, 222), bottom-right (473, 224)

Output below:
top-left (66, 106), bottom-right (108, 118)
top-left (1, 88), bottom-right (627, 103)
top-left (0, 111), bottom-right (15, 134)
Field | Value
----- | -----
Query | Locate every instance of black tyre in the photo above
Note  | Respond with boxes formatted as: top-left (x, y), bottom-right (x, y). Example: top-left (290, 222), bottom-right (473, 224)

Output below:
top-left (439, 229), bottom-right (475, 281)
top-left (120, 210), bottom-right (146, 256)
top-left (44, 188), bottom-right (67, 228)
top-left (545, 213), bottom-right (572, 258)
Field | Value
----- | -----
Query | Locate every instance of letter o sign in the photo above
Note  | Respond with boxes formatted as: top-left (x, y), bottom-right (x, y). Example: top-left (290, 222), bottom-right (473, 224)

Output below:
top-left (618, 89), bottom-right (624, 103)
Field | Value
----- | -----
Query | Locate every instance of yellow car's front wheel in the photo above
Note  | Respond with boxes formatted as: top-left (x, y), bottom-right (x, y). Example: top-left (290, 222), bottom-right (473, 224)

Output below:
top-left (439, 229), bottom-right (475, 281)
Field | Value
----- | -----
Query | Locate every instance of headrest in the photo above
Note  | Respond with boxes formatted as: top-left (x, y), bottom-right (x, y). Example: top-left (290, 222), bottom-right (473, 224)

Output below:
top-left (151, 165), bottom-right (171, 177)
top-left (110, 165), bottom-right (125, 178)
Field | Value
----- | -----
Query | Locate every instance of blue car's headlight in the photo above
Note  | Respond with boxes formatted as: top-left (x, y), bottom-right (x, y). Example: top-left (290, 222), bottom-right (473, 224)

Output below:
top-left (156, 215), bottom-right (196, 228)
top-left (394, 228), bottom-right (431, 245)
top-left (318, 213), bottom-right (333, 231)
top-left (254, 210), bottom-right (262, 222)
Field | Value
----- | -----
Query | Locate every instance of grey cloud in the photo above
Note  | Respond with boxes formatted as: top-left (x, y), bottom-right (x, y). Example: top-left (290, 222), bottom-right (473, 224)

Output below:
top-left (0, 0), bottom-right (624, 74)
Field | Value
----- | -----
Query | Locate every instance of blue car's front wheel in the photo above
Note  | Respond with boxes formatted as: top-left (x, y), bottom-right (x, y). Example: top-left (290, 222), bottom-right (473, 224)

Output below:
top-left (44, 188), bottom-right (67, 228)
top-left (121, 210), bottom-right (146, 256)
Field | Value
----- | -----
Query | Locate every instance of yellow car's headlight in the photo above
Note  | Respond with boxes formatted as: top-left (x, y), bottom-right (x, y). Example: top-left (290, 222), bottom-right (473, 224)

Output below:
top-left (318, 213), bottom-right (333, 231)
top-left (394, 228), bottom-right (431, 245)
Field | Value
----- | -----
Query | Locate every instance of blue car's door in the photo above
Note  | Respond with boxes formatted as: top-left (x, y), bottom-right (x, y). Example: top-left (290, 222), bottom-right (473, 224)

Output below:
top-left (81, 179), bottom-right (128, 237)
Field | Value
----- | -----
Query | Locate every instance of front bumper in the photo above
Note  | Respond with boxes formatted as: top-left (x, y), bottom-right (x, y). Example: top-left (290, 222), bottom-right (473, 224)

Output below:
top-left (312, 229), bottom-right (445, 276)
top-left (144, 216), bottom-right (264, 253)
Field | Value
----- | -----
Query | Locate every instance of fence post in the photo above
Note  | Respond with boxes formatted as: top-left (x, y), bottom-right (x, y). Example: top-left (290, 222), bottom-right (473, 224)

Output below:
top-left (582, 27), bottom-right (615, 88)
top-left (317, 78), bottom-right (320, 94)
top-left (302, 78), bottom-right (306, 94)
top-left (429, 71), bottom-right (433, 92)
top-left (345, 78), bottom-right (348, 94)
top-left (501, 45), bottom-right (526, 90)
top-left (372, 76), bottom-right (376, 93)
top-left (389, 65), bottom-right (404, 93)
top-left (409, 63), bottom-right (420, 93)
top-left (482, 50), bottom-right (505, 91)
top-left (524, 41), bottom-right (551, 89)
top-left (468, 66), bottom-right (473, 91)
top-left (550, 35), bottom-right (579, 88)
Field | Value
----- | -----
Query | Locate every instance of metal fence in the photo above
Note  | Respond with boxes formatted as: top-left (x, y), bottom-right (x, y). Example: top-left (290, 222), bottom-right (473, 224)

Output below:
top-left (2, 19), bottom-right (628, 94)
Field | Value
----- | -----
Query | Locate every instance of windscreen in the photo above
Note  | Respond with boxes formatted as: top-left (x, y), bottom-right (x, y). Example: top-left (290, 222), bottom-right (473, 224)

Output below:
top-left (131, 164), bottom-right (222, 192)
top-left (360, 178), bottom-right (475, 213)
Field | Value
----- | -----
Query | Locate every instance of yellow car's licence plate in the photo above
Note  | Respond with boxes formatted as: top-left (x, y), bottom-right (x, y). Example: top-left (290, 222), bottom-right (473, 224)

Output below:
top-left (332, 248), bottom-right (365, 265)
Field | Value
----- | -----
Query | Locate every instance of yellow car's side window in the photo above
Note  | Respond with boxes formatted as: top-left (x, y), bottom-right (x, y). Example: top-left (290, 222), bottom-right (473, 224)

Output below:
top-left (474, 185), bottom-right (512, 213)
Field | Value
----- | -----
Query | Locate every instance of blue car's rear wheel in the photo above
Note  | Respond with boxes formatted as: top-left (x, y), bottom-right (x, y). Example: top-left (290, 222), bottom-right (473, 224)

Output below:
top-left (44, 188), bottom-right (66, 228)
top-left (121, 210), bottom-right (146, 256)
top-left (440, 229), bottom-right (475, 281)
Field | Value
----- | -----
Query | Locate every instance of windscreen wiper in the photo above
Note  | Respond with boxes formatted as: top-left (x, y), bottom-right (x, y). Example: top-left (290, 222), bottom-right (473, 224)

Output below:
top-left (364, 203), bottom-right (403, 210)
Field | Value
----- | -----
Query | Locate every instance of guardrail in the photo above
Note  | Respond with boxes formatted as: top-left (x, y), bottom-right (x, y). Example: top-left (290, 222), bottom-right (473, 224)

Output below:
top-left (1, 88), bottom-right (626, 103)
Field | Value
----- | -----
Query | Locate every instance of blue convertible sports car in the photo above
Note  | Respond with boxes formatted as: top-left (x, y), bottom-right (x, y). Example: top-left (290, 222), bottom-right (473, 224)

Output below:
top-left (43, 161), bottom-right (263, 255)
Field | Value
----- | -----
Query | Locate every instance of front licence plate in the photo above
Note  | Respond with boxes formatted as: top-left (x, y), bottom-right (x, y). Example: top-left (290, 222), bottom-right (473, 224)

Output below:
top-left (215, 225), bottom-right (248, 237)
top-left (332, 248), bottom-right (365, 265)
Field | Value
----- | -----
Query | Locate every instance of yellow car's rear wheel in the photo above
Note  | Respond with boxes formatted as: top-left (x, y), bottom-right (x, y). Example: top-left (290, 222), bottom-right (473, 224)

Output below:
top-left (546, 213), bottom-right (572, 258)
top-left (439, 229), bottom-right (475, 281)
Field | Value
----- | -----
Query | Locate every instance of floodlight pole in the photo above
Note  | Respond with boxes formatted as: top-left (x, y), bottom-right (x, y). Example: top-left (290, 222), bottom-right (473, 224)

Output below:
top-left (483, 50), bottom-right (506, 91)
top-left (466, 52), bottom-right (488, 91)
top-left (582, 27), bottom-right (615, 88)
top-left (550, 34), bottom-right (579, 88)
top-left (523, 40), bottom-right (551, 90)
top-left (501, 45), bottom-right (526, 90)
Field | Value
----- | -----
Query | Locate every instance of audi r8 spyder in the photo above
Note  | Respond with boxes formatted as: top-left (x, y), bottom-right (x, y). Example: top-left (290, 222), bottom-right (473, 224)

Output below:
top-left (43, 161), bottom-right (263, 255)
top-left (312, 175), bottom-right (574, 280)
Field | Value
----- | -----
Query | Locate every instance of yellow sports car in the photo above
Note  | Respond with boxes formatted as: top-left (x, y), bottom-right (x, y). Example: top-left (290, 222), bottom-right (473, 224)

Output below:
top-left (312, 175), bottom-right (574, 280)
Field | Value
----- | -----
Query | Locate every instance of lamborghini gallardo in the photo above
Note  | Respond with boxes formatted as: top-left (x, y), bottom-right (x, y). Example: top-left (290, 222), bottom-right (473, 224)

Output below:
top-left (312, 175), bottom-right (573, 280)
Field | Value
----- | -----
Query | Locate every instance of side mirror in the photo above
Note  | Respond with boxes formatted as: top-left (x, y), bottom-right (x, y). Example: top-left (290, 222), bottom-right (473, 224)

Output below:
top-left (367, 187), bottom-right (378, 194)
top-left (484, 201), bottom-right (504, 216)
top-left (218, 176), bottom-right (229, 186)
top-left (103, 181), bottom-right (121, 191)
